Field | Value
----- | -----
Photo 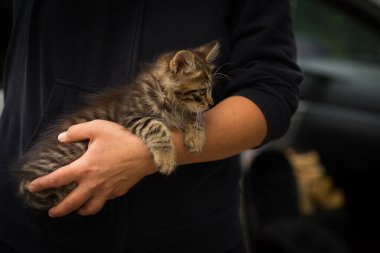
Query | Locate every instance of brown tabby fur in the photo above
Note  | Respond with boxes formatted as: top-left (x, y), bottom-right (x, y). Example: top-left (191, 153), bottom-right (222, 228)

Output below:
top-left (16, 41), bottom-right (220, 210)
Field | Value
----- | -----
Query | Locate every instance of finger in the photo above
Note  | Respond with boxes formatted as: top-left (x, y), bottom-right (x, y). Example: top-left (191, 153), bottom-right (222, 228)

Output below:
top-left (58, 120), bottom-right (98, 143)
top-left (77, 181), bottom-right (136, 216)
top-left (28, 160), bottom-right (84, 192)
top-left (77, 195), bottom-right (108, 216)
top-left (48, 184), bottom-right (93, 217)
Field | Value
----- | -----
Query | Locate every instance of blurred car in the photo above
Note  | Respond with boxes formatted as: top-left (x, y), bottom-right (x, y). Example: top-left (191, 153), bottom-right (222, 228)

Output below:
top-left (242, 0), bottom-right (380, 252)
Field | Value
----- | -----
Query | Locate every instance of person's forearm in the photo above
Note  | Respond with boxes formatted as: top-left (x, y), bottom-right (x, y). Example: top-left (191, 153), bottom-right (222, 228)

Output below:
top-left (171, 95), bottom-right (267, 165)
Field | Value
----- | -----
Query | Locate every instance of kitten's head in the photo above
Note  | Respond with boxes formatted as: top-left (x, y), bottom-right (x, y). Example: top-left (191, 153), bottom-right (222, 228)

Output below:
top-left (156, 41), bottom-right (220, 113)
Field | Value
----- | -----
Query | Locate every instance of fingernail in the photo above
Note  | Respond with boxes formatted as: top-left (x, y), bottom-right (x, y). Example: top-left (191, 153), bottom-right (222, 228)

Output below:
top-left (58, 132), bottom-right (67, 142)
top-left (28, 184), bottom-right (36, 192)
top-left (49, 212), bottom-right (57, 218)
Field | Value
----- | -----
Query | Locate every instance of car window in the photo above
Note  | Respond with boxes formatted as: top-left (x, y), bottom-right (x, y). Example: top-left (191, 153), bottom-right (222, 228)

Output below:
top-left (292, 0), bottom-right (380, 113)
top-left (293, 0), bottom-right (380, 64)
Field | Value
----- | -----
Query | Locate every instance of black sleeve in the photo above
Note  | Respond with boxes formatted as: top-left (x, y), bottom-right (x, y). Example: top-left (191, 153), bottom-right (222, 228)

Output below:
top-left (225, 0), bottom-right (303, 145)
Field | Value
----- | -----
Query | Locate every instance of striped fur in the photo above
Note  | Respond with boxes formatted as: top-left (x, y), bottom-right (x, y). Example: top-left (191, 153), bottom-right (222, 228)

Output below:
top-left (16, 41), bottom-right (220, 210)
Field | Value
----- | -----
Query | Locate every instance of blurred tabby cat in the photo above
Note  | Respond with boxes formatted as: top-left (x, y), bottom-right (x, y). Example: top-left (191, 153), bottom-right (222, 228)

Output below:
top-left (16, 41), bottom-right (220, 210)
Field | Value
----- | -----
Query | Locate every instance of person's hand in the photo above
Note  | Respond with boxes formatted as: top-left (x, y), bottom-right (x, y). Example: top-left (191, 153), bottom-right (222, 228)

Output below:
top-left (28, 120), bottom-right (158, 217)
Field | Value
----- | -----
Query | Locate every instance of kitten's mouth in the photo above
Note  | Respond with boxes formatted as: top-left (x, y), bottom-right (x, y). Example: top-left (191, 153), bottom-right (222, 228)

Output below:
top-left (190, 104), bottom-right (210, 113)
top-left (191, 108), bottom-right (207, 114)
top-left (200, 104), bottom-right (211, 112)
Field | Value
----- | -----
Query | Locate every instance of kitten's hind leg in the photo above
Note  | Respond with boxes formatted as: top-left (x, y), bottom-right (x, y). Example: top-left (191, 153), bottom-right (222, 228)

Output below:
top-left (18, 162), bottom-right (78, 210)
top-left (130, 118), bottom-right (176, 175)
top-left (17, 141), bottom-right (86, 210)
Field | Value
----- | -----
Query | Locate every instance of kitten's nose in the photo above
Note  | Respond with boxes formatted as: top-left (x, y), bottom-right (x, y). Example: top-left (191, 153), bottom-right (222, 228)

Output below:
top-left (208, 99), bottom-right (214, 107)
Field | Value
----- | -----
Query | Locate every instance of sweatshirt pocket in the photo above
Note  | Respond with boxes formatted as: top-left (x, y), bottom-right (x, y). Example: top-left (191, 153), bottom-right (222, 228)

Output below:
top-left (23, 79), bottom-right (100, 152)
top-left (22, 79), bottom-right (126, 251)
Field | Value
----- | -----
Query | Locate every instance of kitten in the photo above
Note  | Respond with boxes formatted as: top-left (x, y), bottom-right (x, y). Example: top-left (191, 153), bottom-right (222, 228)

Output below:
top-left (16, 41), bottom-right (220, 210)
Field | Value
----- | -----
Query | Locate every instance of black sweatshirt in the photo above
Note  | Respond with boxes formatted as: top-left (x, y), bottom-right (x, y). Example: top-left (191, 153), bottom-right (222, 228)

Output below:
top-left (0, 0), bottom-right (302, 252)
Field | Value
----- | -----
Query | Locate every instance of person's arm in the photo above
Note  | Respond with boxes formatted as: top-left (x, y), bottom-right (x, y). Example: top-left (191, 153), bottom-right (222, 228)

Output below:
top-left (28, 95), bottom-right (266, 217)
top-left (173, 95), bottom-right (266, 165)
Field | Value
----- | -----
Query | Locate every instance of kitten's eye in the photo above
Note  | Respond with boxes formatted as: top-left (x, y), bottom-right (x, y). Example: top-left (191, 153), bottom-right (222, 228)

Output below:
top-left (183, 89), bottom-right (198, 95)
top-left (200, 88), bottom-right (207, 95)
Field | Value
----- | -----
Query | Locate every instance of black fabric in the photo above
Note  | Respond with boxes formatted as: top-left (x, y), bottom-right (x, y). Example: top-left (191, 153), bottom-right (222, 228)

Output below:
top-left (132, 213), bottom-right (246, 253)
top-left (0, 0), bottom-right (302, 252)
top-left (248, 151), bottom-right (299, 225)
top-left (253, 219), bottom-right (348, 253)
top-left (0, 241), bottom-right (19, 253)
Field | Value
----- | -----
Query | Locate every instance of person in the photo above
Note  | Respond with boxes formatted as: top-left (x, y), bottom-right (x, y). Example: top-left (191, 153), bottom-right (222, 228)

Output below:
top-left (0, 0), bottom-right (302, 252)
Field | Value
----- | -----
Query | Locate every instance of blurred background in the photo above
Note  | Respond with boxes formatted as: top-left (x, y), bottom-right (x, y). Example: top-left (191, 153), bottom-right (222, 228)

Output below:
top-left (1, 0), bottom-right (379, 252)
top-left (242, 0), bottom-right (380, 253)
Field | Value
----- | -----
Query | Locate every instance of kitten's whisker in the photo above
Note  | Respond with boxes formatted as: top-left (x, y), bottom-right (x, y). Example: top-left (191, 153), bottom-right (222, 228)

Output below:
top-left (214, 73), bottom-right (231, 81)
top-left (213, 62), bottom-right (235, 75)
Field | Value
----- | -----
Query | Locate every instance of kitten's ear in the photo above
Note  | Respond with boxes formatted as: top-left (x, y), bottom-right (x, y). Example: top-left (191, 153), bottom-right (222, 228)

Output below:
top-left (196, 40), bottom-right (220, 63)
top-left (170, 50), bottom-right (195, 74)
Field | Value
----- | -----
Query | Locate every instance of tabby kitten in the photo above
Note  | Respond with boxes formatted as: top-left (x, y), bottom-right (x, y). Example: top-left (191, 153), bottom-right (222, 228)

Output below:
top-left (17, 41), bottom-right (219, 210)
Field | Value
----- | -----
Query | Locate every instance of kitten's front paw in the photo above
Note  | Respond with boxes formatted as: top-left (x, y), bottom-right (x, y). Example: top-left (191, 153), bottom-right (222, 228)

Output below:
top-left (155, 151), bottom-right (177, 175)
top-left (184, 132), bottom-right (205, 154)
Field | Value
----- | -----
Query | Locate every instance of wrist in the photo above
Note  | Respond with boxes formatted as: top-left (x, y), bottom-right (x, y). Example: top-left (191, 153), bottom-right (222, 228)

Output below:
top-left (170, 129), bottom-right (202, 166)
